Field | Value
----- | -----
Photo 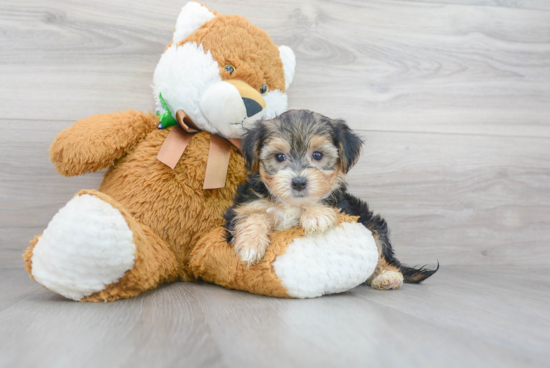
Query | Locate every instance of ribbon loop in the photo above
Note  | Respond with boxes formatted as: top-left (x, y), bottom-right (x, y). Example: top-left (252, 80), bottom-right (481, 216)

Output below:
top-left (176, 109), bottom-right (199, 132)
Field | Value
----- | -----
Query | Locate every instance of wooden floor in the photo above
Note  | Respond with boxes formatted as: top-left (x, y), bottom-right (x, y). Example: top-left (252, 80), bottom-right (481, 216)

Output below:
top-left (0, 0), bottom-right (549, 367)
top-left (0, 265), bottom-right (548, 368)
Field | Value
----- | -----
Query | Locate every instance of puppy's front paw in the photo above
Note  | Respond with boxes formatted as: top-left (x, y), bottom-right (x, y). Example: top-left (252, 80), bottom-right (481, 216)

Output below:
top-left (233, 214), bottom-right (271, 266)
top-left (300, 206), bottom-right (338, 234)
top-left (371, 271), bottom-right (404, 290)
top-left (234, 237), bottom-right (270, 266)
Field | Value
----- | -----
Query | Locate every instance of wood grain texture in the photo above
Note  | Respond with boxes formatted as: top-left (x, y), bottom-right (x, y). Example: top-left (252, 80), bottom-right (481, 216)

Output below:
top-left (1, 0), bottom-right (549, 135)
top-left (1, 0), bottom-right (549, 267)
top-left (0, 0), bottom-right (549, 366)
top-left (2, 121), bottom-right (549, 267)
top-left (1, 266), bottom-right (549, 368)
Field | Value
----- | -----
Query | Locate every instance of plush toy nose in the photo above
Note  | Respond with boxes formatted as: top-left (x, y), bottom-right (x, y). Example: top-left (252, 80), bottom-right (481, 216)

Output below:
top-left (242, 98), bottom-right (263, 117)
top-left (291, 177), bottom-right (308, 191)
top-left (225, 79), bottom-right (266, 113)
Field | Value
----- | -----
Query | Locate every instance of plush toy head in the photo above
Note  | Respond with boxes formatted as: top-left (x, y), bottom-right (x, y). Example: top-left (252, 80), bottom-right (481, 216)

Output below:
top-left (153, 2), bottom-right (296, 139)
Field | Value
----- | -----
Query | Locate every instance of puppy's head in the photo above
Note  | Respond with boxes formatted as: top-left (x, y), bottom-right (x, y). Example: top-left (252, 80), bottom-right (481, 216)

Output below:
top-left (242, 110), bottom-right (363, 206)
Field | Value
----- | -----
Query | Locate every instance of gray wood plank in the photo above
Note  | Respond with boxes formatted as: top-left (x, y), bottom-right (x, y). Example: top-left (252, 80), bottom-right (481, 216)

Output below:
top-left (409, 0), bottom-right (550, 11)
top-left (0, 0), bottom-right (548, 136)
top-left (0, 266), bottom-right (548, 368)
top-left (2, 120), bottom-right (549, 267)
top-left (347, 130), bottom-right (550, 267)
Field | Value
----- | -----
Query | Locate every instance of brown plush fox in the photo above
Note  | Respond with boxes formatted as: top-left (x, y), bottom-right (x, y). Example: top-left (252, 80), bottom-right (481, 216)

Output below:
top-left (23, 2), bottom-right (379, 301)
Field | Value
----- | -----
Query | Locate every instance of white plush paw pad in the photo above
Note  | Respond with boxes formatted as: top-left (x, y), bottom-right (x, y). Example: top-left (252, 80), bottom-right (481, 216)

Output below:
top-left (31, 194), bottom-right (135, 301)
top-left (272, 222), bottom-right (378, 298)
top-left (371, 271), bottom-right (404, 290)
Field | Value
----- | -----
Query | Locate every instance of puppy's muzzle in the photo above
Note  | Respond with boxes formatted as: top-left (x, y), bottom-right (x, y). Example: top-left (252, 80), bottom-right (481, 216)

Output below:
top-left (291, 177), bottom-right (308, 192)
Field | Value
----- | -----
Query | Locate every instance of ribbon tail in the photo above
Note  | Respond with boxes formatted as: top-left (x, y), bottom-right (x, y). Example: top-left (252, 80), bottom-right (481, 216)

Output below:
top-left (157, 126), bottom-right (194, 169)
top-left (203, 134), bottom-right (232, 189)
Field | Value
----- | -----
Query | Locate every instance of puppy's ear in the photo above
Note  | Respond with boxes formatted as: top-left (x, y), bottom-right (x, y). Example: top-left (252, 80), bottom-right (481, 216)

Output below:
top-left (241, 121), bottom-right (268, 173)
top-left (332, 119), bottom-right (363, 173)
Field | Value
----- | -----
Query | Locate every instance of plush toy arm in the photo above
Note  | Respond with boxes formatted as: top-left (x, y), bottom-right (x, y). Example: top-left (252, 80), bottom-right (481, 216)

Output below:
top-left (50, 110), bottom-right (159, 176)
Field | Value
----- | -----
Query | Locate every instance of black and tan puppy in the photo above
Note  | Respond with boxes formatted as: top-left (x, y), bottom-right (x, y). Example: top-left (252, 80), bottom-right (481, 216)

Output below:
top-left (224, 110), bottom-right (437, 290)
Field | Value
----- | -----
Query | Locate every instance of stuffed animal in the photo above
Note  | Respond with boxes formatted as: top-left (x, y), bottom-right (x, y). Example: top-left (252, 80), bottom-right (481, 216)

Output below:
top-left (23, 2), bottom-right (379, 301)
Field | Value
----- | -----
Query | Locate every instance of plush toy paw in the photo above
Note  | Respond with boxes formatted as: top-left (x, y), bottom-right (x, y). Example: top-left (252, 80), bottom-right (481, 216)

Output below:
top-left (300, 206), bottom-right (339, 235)
top-left (370, 271), bottom-right (404, 290)
top-left (28, 193), bottom-right (136, 301)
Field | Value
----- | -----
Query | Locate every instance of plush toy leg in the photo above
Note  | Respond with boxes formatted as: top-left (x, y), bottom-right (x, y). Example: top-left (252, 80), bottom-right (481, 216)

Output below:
top-left (189, 215), bottom-right (379, 298)
top-left (23, 190), bottom-right (179, 302)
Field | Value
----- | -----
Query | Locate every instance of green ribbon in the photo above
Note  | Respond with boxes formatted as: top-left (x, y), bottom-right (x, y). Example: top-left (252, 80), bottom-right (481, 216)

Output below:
top-left (156, 93), bottom-right (177, 129)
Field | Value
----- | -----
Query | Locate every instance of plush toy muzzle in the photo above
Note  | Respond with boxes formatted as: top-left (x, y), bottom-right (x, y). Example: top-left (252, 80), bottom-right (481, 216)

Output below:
top-left (200, 79), bottom-right (267, 138)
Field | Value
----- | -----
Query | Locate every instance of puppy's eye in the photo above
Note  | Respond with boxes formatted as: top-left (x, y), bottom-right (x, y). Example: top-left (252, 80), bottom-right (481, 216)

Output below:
top-left (224, 65), bottom-right (235, 75)
top-left (260, 84), bottom-right (268, 95)
top-left (275, 153), bottom-right (286, 162)
top-left (312, 152), bottom-right (323, 161)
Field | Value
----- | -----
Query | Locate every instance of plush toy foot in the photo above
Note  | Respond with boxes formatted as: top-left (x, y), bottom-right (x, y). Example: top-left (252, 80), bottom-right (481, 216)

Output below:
top-left (370, 271), bottom-right (404, 290)
top-left (190, 215), bottom-right (379, 298)
top-left (24, 190), bottom-right (178, 301)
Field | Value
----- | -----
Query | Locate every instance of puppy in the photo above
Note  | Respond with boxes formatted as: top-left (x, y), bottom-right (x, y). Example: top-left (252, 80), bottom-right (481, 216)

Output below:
top-left (224, 110), bottom-right (438, 290)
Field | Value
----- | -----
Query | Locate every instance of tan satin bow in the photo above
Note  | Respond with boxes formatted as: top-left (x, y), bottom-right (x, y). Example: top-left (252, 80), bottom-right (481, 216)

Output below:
top-left (156, 110), bottom-right (242, 189)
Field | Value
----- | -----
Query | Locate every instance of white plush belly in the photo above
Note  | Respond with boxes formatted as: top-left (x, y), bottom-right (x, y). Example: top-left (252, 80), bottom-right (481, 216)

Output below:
top-left (272, 222), bottom-right (378, 298)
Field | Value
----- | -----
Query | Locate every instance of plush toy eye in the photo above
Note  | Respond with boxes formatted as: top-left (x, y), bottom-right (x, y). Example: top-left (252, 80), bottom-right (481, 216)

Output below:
top-left (260, 84), bottom-right (268, 94)
top-left (312, 152), bottom-right (323, 161)
top-left (224, 65), bottom-right (235, 75)
top-left (275, 153), bottom-right (286, 162)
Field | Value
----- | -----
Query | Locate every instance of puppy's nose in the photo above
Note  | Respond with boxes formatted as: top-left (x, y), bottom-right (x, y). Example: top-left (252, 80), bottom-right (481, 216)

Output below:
top-left (291, 177), bottom-right (308, 191)
top-left (242, 98), bottom-right (263, 117)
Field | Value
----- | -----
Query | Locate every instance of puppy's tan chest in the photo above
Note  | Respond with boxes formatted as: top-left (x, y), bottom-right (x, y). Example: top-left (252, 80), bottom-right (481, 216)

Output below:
top-left (266, 206), bottom-right (302, 231)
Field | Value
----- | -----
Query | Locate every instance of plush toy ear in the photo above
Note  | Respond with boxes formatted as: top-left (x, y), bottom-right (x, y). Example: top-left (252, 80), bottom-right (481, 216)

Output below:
top-left (172, 2), bottom-right (216, 44)
top-left (279, 46), bottom-right (296, 90)
top-left (332, 119), bottom-right (363, 173)
top-left (241, 121), bottom-right (269, 173)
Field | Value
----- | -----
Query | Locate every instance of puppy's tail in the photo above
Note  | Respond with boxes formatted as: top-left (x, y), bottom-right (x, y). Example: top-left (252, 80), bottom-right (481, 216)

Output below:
top-left (399, 261), bottom-right (439, 284)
